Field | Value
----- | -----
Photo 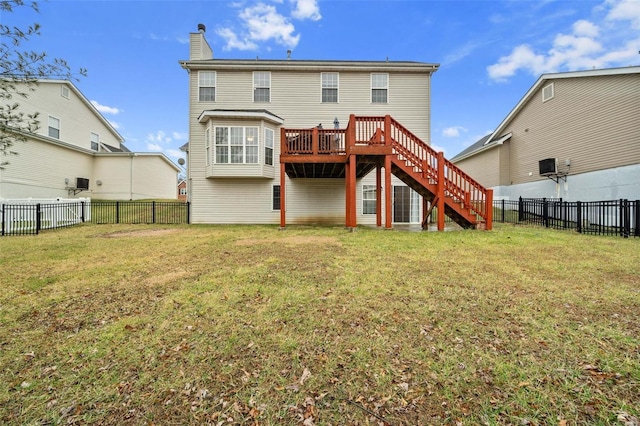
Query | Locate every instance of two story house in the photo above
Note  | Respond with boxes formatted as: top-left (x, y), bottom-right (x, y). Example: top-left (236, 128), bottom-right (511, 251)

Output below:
top-left (180, 25), bottom-right (492, 230)
top-left (451, 67), bottom-right (640, 202)
top-left (0, 80), bottom-right (180, 200)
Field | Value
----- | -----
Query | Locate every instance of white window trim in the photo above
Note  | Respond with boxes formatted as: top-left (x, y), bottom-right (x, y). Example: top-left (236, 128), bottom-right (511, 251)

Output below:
top-left (198, 71), bottom-right (216, 102)
top-left (272, 184), bottom-right (281, 211)
top-left (542, 82), bottom-right (554, 102)
top-left (253, 71), bottom-right (271, 103)
top-left (362, 184), bottom-right (377, 215)
top-left (371, 73), bottom-right (389, 104)
top-left (48, 116), bottom-right (60, 139)
top-left (264, 128), bottom-right (274, 166)
top-left (214, 126), bottom-right (260, 164)
top-left (205, 128), bottom-right (211, 166)
top-left (321, 72), bottom-right (339, 103)
top-left (90, 132), bottom-right (100, 151)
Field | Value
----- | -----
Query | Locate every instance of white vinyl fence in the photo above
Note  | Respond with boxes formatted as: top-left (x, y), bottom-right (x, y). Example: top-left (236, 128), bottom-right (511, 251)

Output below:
top-left (0, 198), bottom-right (91, 235)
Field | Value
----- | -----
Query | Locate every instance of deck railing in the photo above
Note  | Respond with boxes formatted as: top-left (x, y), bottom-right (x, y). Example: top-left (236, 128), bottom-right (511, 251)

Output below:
top-left (282, 128), bottom-right (347, 155)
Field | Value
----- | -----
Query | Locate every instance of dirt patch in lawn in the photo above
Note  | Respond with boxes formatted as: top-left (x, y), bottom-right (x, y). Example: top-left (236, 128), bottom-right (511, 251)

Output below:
top-left (236, 235), bottom-right (340, 246)
top-left (97, 229), bottom-right (179, 238)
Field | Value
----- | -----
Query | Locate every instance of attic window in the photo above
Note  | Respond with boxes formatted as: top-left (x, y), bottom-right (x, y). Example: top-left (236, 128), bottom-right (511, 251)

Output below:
top-left (542, 83), bottom-right (554, 102)
top-left (61, 86), bottom-right (70, 99)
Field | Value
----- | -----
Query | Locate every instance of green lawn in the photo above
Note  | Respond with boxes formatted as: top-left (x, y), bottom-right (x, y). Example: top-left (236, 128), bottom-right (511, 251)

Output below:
top-left (0, 224), bottom-right (638, 425)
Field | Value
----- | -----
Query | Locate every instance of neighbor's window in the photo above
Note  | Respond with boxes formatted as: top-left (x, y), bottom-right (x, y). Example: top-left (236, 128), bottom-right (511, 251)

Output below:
top-left (90, 132), bottom-right (99, 151)
top-left (542, 83), bottom-right (554, 102)
top-left (253, 71), bottom-right (271, 102)
top-left (272, 185), bottom-right (281, 210)
top-left (215, 126), bottom-right (259, 164)
top-left (180, 187), bottom-right (187, 195)
top-left (321, 72), bottom-right (338, 103)
top-left (363, 184), bottom-right (376, 214)
top-left (48, 116), bottom-right (60, 139)
top-left (371, 73), bottom-right (388, 103)
top-left (199, 71), bottom-right (216, 101)
top-left (264, 128), bottom-right (274, 166)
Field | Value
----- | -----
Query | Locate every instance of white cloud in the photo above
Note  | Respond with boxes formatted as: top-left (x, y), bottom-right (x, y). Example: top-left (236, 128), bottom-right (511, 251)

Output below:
top-left (291, 0), bottom-right (321, 21)
top-left (146, 143), bottom-right (163, 151)
top-left (487, 0), bottom-right (639, 81)
top-left (108, 120), bottom-right (120, 130)
top-left (606, 0), bottom-right (640, 29)
top-left (171, 132), bottom-right (187, 141)
top-left (91, 100), bottom-right (121, 115)
top-left (218, 0), bottom-right (322, 51)
top-left (430, 144), bottom-right (447, 156)
top-left (216, 27), bottom-right (259, 51)
top-left (442, 126), bottom-right (467, 138)
top-left (240, 3), bottom-right (299, 47)
top-left (166, 149), bottom-right (184, 159)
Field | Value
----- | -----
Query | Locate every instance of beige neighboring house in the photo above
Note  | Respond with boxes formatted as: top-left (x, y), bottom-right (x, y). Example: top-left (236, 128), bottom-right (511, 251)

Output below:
top-left (451, 67), bottom-right (640, 201)
top-left (0, 80), bottom-right (180, 200)
top-left (180, 25), bottom-right (446, 226)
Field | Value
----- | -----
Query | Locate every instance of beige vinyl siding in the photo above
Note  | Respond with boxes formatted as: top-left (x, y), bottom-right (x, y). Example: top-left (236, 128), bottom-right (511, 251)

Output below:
top-left (195, 69), bottom-right (431, 141)
top-left (455, 148), bottom-right (501, 188)
top-left (186, 61), bottom-right (434, 224)
top-left (505, 74), bottom-right (640, 185)
top-left (0, 136), bottom-right (93, 198)
top-left (499, 142), bottom-right (511, 185)
top-left (15, 82), bottom-right (122, 151)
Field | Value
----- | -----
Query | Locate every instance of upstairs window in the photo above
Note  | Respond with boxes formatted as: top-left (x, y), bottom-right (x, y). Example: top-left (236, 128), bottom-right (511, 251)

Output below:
top-left (199, 71), bottom-right (216, 101)
top-left (253, 71), bottom-right (271, 102)
top-left (215, 126), bottom-right (259, 164)
top-left (90, 132), bottom-right (99, 151)
top-left (61, 86), bottom-right (70, 99)
top-left (542, 83), bottom-right (554, 102)
top-left (321, 72), bottom-right (338, 103)
top-left (371, 73), bottom-right (388, 103)
top-left (48, 116), bottom-right (60, 139)
top-left (264, 128), bottom-right (274, 166)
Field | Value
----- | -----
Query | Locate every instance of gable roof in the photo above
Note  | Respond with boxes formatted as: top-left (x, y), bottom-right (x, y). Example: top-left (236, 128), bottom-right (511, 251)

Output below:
top-left (36, 80), bottom-right (124, 143)
top-left (451, 66), bottom-right (640, 163)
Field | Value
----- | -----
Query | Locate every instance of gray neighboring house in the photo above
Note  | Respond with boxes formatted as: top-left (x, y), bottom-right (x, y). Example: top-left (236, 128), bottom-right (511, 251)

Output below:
top-left (451, 66), bottom-right (640, 201)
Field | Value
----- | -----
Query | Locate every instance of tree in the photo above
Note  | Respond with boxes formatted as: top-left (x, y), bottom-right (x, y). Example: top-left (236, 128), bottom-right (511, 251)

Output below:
top-left (0, 0), bottom-right (86, 167)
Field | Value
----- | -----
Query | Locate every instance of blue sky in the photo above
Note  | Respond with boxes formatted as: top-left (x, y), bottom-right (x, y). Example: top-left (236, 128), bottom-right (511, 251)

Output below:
top-left (5, 0), bottom-right (640, 164)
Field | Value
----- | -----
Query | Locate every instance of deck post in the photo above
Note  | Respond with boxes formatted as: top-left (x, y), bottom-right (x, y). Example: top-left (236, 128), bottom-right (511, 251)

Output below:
top-left (486, 189), bottom-right (493, 231)
top-left (348, 154), bottom-right (357, 228)
top-left (280, 162), bottom-right (286, 228)
top-left (376, 165), bottom-right (382, 227)
top-left (384, 115), bottom-right (391, 146)
top-left (312, 127), bottom-right (319, 156)
top-left (347, 114), bottom-right (356, 153)
top-left (384, 154), bottom-right (392, 229)
top-left (437, 151), bottom-right (445, 231)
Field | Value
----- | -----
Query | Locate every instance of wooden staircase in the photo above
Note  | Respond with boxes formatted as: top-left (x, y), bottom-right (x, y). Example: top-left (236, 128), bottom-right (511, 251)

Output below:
top-left (279, 115), bottom-right (493, 230)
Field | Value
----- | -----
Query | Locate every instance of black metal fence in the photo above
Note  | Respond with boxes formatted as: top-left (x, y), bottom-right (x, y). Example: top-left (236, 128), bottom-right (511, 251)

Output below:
top-left (1, 200), bottom-right (190, 236)
top-left (492, 197), bottom-right (639, 238)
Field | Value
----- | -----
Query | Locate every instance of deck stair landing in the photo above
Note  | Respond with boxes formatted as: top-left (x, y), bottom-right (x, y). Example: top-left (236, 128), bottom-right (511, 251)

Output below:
top-left (279, 115), bottom-right (493, 230)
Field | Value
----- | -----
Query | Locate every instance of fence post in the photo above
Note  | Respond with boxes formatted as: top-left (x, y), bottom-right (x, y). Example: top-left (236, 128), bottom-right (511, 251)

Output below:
top-left (634, 200), bottom-right (640, 238)
top-left (80, 201), bottom-right (85, 223)
top-left (576, 201), bottom-right (582, 234)
top-left (501, 199), bottom-right (505, 223)
top-left (543, 198), bottom-right (549, 228)
top-left (116, 201), bottom-right (120, 224)
top-left (152, 201), bottom-right (156, 224)
top-left (1, 203), bottom-right (4, 236)
top-left (36, 203), bottom-right (41, 235)
top-left (518, 196), bottom-right (523, 222)
top-left (186, 202), bottom-right (190, 224)
top-left (622, 199), bottom-right (630, 238)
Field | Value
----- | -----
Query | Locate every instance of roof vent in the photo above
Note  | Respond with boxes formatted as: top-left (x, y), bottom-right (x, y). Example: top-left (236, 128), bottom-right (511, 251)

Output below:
top-left (197, 23), bottom-right (206, 33)
top-left (287, 49), bottom-right (292, 60)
